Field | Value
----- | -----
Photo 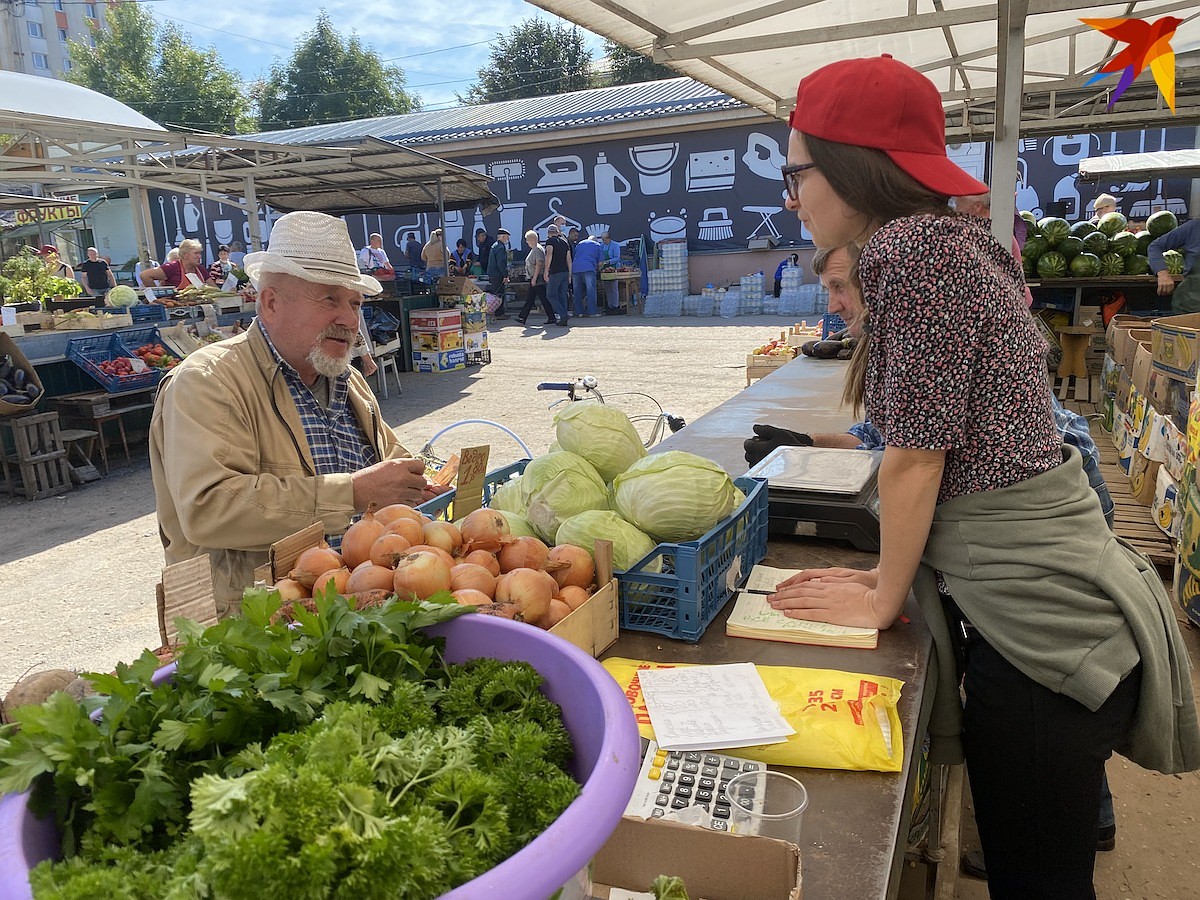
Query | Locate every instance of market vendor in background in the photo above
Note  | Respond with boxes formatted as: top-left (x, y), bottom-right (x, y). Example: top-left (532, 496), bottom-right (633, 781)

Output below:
top-left (768, 55), bottom-right (1198, 899)
top-left (600, 231), bottom-right (623, 314)
top-left (773, 253), bottom-right (800, 298)
top-left (404, 232), bottom-right (425, 273)
top-left (358, 232), bottom-right (394, 283)
top-left (570, 231), bottom-right (603, 317)
top-left (449, 239), bottom-right (474, 277)
top-left (149, 211), bottom-right (448, 616)
top-left (208, 244), bottom-right (234, 286)
top-left (78, 246), bottom-right (115, 298)
top-left (422, 228), bottom-right (448, 278)
top-left (139, 238), bottom-right (205, 289)
top-left (487, 228), bottom-right (511, 319)
top-left (39, 244), bottom-right (73, 279)
top-left (1148, 216), bottom-right (1200, 314)
top-left (1089, 192), bottom-right (1119, 225)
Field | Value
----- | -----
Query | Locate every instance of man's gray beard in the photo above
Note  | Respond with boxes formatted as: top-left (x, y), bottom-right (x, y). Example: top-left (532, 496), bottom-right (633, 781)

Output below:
top-left (307, 344), bottom-right (352, 378)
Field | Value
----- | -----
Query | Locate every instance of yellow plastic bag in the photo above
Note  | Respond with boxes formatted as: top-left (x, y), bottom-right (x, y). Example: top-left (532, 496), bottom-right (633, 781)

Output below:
top-left (603, 657), bottom-right (905, 772)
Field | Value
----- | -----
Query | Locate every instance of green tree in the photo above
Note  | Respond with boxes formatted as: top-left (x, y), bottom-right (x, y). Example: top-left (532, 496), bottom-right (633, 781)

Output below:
top-left (466, 19), bottom-right (595, 104)
top-left (256, 11), bottom-right (419, 132)
top-left (601, 39), bottom-right (677, 86)
top-left (66, 2), bottom-right (254, 133)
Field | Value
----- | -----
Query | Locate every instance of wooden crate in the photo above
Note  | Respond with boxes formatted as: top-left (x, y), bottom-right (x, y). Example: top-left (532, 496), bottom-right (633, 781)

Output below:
top-left (0, 411), bottom-right (71, 500)
top-left (746, 353), bottom-right (792, 386)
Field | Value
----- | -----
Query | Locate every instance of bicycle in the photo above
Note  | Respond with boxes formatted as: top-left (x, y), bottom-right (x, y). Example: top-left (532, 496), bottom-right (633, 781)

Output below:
top-left (536, 375), bottom-right (686, 448)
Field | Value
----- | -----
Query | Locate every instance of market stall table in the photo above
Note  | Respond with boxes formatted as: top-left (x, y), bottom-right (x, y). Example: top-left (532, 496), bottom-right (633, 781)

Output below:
top-left (625, 355), bottom-right (942, 899)
top-left (48, 386), bottom-right (157, 473)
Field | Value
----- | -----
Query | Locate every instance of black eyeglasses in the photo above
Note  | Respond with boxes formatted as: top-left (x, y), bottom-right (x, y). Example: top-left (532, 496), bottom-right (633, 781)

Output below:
top-left (781, 163), bottom-right (817, 201)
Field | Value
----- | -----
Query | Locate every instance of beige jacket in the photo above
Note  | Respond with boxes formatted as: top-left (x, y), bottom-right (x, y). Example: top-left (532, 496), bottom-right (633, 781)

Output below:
top-left (422, 236), bottom-right (447, 270)
top-left (149, 324), bottom-right (410, 615)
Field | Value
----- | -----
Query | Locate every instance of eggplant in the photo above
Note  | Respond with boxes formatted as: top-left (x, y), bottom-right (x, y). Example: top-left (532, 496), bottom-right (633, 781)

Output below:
top-left (23, 383), bottom-right (41, 401)
top-left (0, 381), bottom-right (9, 397)
top-left (0, 361), bottom-right (11, 383)
top-left (4, 394), bottom-right (30, 405)
top-left (800, 340), bottom-right (820, 357)
top-left (11, 368), bottom-right (25, 388)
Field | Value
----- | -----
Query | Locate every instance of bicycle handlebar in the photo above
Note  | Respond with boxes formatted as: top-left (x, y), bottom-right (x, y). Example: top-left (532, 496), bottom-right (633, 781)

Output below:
top-left (536, 382), bottom-right (574, 392)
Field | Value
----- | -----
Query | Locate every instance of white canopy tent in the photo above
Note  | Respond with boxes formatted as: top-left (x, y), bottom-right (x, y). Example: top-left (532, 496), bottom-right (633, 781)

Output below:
top-left (527, 0), bottom-right (1200, 241)
top-left (1080, 147), bottom-right (1200, 181)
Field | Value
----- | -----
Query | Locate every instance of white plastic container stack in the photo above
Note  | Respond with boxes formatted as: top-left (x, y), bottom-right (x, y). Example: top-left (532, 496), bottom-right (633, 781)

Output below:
top-left (719, 287), bottom-right (741, 318)
top-left (738, 273), bottom-right (765, 315)
top-left (644, 241), bottom-right (688, 316)
top-left (778, 268), bottom-right (813, 315)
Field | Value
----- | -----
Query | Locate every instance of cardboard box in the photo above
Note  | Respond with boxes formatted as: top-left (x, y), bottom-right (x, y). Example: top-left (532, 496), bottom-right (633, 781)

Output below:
top-left (410, 308), bottom-right (463, 330)
top-left (1173, 555), bottom-right (1200, 616)
top-left (464, 331), bottom-right (488, 352)
top-left (435, 276), bottom-right (483, 297)
top-left (412, 349), bottom-right (466, 373)
top-left (1152, 466), bottom-right (1182, 540)
top-left (1162, 416), bottom-right (1188, 481)
top-left (1135, 410), bottom-right (1169, 462)
top-left (1106, 313), bottom-right (1149, 350)
top-left (1131, 341), bottom-right (1155, 396)
top-left (1077, 305), bottom-right (1103, 330)
top-left (1100, 392), bottom-right (1115, 433)
top-left (412, 327), bottom-right (464, 353)
top-left (1116, 328), bottom-right (1153, 371)
top-left (591, 817), bottom-right (802, 900)
top-left (1150, 313), bottom-right (1200, 383)
top-left (1178, 480), bottom-right (1200, 577)
top-left (1129, 452), bottom-right (1160, 506)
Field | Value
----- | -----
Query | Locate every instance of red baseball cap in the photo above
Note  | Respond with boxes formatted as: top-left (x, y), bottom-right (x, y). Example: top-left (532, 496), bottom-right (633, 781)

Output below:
top-left (39, 244), bottom-right (58, 255)
top-left (789, 55), bottom-right (988, 198)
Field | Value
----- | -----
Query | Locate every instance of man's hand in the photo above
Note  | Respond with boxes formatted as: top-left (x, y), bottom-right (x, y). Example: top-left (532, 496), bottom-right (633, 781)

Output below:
top-left (1157, 271), bottom-right (1176, 296)
top-left (743, 423), bottom-right (814, 465)
top-left (361, 352), bottom-right (378, 378)
top-left (351, 458), bottom-right (442, 511)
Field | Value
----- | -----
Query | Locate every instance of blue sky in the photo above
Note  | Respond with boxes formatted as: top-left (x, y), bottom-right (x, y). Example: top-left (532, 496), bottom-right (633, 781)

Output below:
top-left (149, 0), bottom-right (606, 111)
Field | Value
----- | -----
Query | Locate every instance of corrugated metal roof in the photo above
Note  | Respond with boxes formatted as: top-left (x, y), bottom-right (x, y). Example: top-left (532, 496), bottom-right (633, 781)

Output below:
top-left (245, 77), bottom-right (743, 147)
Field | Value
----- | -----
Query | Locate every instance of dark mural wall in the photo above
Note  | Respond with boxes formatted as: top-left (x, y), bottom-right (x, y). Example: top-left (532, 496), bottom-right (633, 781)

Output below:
top-left (145, 124), bottom-right (1194, 268)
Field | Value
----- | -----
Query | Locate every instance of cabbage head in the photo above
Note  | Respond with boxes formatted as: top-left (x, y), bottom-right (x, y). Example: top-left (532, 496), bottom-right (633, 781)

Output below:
top-left (554, 401), bottom-right (647, 481)
top-left (488, 475), bottom-right (526, 515)
top-left (612, 451), bottom-right (744, 543)
top-left (496, 510), bottom-right (538, 539)
top-left (519, 451), bottom-right (610, 543)
top-left (106, 285), bottom-right (139, 308)
top-left (556, 509), bottom-right (661, 573)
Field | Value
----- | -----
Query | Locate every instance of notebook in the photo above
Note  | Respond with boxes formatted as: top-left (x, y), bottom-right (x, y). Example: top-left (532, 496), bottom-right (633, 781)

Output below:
top-left (726, 565), bottom-right (879, 649)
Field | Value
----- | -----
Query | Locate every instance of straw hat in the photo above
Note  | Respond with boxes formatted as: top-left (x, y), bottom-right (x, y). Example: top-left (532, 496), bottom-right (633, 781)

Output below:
top-left (242, 211), bottom-right (381, 295)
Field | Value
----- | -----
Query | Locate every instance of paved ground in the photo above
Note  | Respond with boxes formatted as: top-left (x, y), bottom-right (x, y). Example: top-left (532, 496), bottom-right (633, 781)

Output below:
top-left (1, 313), bottom-right (1197, 898)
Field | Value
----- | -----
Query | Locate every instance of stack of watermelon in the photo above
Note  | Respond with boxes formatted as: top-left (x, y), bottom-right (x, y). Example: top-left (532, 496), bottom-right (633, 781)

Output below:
top-left (1019, 209), bottom-right (1179, 280)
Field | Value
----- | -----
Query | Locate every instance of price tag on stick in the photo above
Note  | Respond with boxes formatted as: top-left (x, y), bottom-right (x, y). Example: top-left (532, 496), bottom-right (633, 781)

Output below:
top-left (454, 446), bottom-right (490, 517)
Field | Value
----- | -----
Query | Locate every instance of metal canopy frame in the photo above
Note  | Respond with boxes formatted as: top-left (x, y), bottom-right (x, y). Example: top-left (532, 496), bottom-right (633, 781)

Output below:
top-left (1080, 147), bottom-right (1200, 181)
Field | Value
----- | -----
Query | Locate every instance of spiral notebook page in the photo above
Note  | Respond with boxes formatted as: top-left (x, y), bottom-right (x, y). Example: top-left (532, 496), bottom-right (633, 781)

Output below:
top-left (636, 663), bottom-right (795, 751)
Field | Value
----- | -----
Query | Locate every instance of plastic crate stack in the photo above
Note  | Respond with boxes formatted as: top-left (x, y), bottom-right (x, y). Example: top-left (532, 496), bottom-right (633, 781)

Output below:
top-left (683, 286), bottom-right (716, 317)
top-left (778, 269), bottom-right (820, 316)
top-left (643, 241), bottom-right (687, 317)
top-left (718, 288), bottom-right (742, 318)
top-left (738, 273), bottom-right (765, 315)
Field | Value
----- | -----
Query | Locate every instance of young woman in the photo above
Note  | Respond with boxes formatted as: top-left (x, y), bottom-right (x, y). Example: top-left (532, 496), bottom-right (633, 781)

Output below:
top-left (768, 55), bottom-right (1198, 900)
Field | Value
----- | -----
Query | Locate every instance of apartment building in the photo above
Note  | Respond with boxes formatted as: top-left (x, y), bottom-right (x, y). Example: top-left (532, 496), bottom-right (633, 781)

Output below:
top-left (0, 0), bottom-right (108, 79)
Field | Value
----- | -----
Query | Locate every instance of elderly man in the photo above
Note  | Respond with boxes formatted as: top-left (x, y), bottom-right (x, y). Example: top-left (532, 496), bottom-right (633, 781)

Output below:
top-left (1089, 193), bottom-right (1119, 224)
top-left (599, 231), bottom-right (623, 314)
top-left (78, 246), bottom-right (115, 298)
top-left (150, 211), bottom-right (446, 616)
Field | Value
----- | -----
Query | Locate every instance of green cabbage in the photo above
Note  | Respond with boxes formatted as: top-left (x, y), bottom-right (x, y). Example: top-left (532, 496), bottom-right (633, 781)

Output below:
top-left (554, 401), bottom-right (647, 481)
top-left (518, 451), bottom-right (610, 543)
top-left (612, 451), bottom-right (744, 543)
top-left (556, 509), bottom-right (661, 573)
top-left (497, 510), bottom-right (538, 538)
top-left (488, 475), bottom-right (526, 515)
top-left (105, 285), bottom-right (139, 308)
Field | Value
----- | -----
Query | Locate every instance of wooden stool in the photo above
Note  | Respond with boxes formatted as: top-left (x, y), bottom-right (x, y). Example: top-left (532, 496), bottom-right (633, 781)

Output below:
top-left (0, 412), bottom-right (72, 500)
top-left (58, 427), bottom-right (102, 483)
top-left (1055, 326), bottom-right (1093, 402)
top-left (374, 351), bottom-right (403, 400)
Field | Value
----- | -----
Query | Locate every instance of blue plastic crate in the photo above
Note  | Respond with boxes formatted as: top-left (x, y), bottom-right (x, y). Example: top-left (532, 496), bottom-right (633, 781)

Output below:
top-left (129, 304), bottom-right (168, 323)
top-left (65, 333), bottom-right (164, 393)
top-left (821, 313), bottom-right (848, 339)
top-left (418, 461), bottom-right (769, 642)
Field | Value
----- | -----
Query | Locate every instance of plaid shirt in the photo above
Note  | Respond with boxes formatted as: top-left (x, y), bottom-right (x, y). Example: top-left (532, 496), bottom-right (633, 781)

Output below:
top-left (259, 322), bottom-right (377, 546)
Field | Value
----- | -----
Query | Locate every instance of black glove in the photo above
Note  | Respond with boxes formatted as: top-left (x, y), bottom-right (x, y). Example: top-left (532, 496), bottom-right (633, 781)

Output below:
top-left (743, 423), bottom-right (814, 465)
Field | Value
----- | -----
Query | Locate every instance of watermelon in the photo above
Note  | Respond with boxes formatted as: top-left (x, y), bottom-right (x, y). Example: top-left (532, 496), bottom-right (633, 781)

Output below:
top-left (1135, 231), bottom-right (1153, 255)
top-left (1096, 211), bottom-right (1128, 237)
top-left (1124, 254), bottom-right (1150, 276)
top-left (1110, 231), bottom-right (1138, 257)
top-left (1022, 254), bottom-right (1037, 278)
top-left (1020, 211), bottom-right (1038, 232)
top-left (1099, 252), bottom-right (1125, 276)
top-left (1082, 232), bottom-right (1109, 256)
top-left (1037, 217), bottom-right (1071, 246)
top-left (1070, 221), bottom-right (1097, 239)
top-left (1037, 251), bottom-right (1068, 279)
top-left (1022, 235), bottom-right (1049, 260)
top-left (1164, 250), bottom-right (1185, 276)
top-left (1069, 253), bottom-right (1102, 277)
top-left (1147, 210), bottom-right (1178, 239)
top-left (1058, 236), bottom-right (1084, 259)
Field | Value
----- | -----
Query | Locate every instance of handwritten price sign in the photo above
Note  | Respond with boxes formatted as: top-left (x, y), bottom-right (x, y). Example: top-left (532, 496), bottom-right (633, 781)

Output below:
top-left (454, 446), bottom-right (490, 517)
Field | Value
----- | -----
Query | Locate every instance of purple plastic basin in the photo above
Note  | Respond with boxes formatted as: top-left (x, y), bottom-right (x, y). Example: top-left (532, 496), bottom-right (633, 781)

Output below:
top-left (0, 615), bottom-right (640, 900)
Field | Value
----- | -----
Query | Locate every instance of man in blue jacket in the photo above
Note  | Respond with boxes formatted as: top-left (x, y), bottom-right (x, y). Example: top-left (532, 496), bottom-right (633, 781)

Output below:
top-left (1149, 218), bottom-right (1200, 313)
top-left (487, 228), bottom-right (511, 319)
top-left (571, 233), bottom-right (603, 317)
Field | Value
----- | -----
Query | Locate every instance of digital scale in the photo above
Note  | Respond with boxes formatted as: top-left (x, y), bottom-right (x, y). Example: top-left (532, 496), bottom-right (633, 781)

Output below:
top-left (746, 446), bottom-right (883, 551)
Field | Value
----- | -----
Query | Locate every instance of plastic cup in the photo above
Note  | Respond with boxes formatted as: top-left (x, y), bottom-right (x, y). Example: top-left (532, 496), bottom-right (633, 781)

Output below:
top-left (726, 770), bottom-right (809, 844)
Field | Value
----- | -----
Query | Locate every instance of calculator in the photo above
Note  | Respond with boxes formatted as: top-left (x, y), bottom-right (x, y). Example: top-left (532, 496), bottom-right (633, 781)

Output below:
top-left (623, 739), bottom-right (766, 833)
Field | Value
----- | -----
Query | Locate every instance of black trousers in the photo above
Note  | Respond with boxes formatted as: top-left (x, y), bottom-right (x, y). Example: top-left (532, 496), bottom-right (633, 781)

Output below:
top-left (518, 282), bottom-right (553, 323)
top-left (962, 633), bottom-right (1140, 899)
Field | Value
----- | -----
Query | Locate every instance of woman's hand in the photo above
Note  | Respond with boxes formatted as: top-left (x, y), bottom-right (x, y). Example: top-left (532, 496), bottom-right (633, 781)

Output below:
top-left (767, 579), bottom-right (888, 629)
top-left (776, 566), bottom-right (877, 590)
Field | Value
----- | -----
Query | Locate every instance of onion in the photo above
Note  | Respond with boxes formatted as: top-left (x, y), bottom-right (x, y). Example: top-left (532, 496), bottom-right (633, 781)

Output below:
top-left (453, 589), bottom-right (493, 606)
top-left (547, 544), bottom-right (595, 589)
top-left (544, 598), bottom-right (572, 628)
top-left (385, 517), bottom-right (425, 547)
top-left (422, 520), bottom-right (463, 555)
top-left (462, 549), bottom-right (501, 576)
top-left (495, 567), bottom-right (553, 624)
top-left (312, 567), bottom-right (350, 596)
top-left (346, 562), bottom-right (395, 593)
top-left (557, 585), bottom-right (591, 611)
top-left (458, 508), bottom-right (510, 544)
top-left (370, 533), bottom-right (412, 568)
top-left (342, 504), bottom-right (386, 569)
top-left (376, 503), bottom-right (424, 526)
top-left (406, 544), bottom-right (457, 568)
top-left (393, 551), bottom-right (453, 601)
top-left (476, 602), bottom-right (519, 619)
top-left (450, 563), bottom-right (497, 598)
top-left (498, 535), bottom-right (549, 573)
top-left (273, 578), bottom-right (309, 601)
top-left (288, 545), bottom-right (343, 589)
